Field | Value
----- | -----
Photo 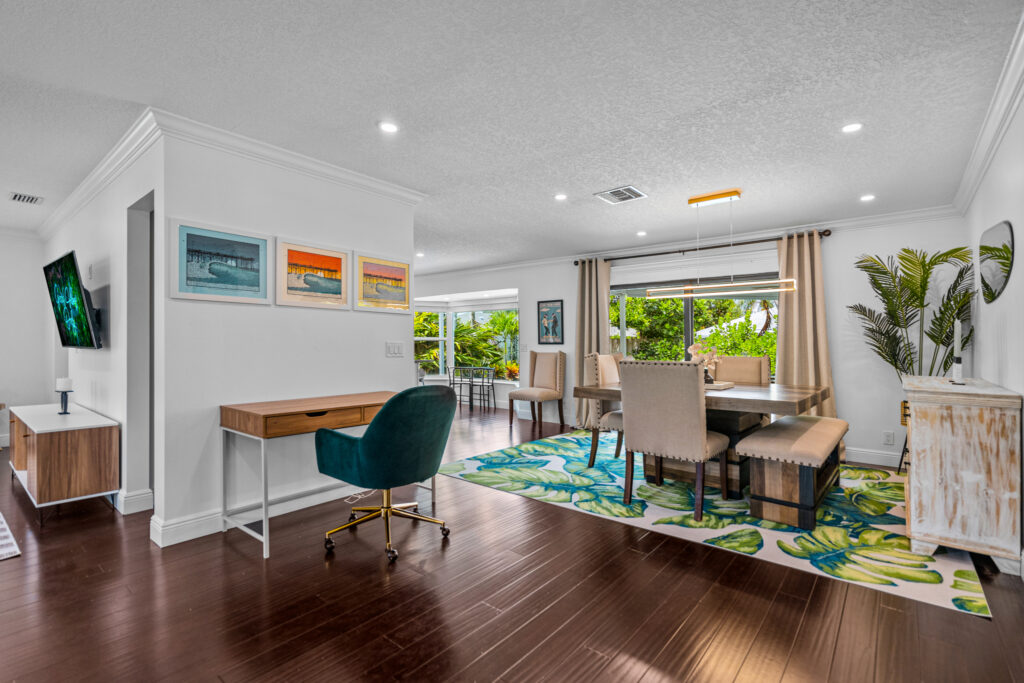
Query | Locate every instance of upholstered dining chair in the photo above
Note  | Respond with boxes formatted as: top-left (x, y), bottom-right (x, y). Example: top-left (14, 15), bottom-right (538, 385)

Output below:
top-left (707, 355), bottom-right (771, 493)
top-left (619, 360), bottom-right (729, 521)
top-left (508, 350), bottom-right (566, 428)
top-left (583, 352), bottom-right (624, 467)
top-left (315, 385), bottom-right (457, 562)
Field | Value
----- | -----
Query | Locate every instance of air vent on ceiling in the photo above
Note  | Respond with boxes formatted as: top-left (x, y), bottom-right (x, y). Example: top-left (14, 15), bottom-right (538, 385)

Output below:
top-left (594, 186), bottom-right (646, 205)
top-left (9, 192), bottom-right (43, 205)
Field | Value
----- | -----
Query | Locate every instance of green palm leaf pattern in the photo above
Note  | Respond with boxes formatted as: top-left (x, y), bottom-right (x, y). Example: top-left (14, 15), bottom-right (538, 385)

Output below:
top-left (462, 466), bottom-right (646, 517)
top-left (438, 461), bottom-right (465, 475)
top-left (953, 596), bottom-right (990, 616)
top-left (778, 527), bottom-right (941, 586)
top-left (641, 481), bottom-right (791, 530)
top-left (952, 569), bottom-right (984, 594)
top-left (840, 465), bottom-right (892, 481)
top-left (845, 482), bottom-right (905, 516)
top-left (706, 529), bottom-right (763, 554)
top-left (816, 491), bottom-right (903, 534)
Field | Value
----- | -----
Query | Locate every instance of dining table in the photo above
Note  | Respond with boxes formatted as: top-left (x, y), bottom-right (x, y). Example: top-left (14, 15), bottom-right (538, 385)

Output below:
top-left (572, 381), bottom-right (832, 497)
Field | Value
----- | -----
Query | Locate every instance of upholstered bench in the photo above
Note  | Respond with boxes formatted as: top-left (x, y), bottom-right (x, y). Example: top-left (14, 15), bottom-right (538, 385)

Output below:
top-left (736, 415), bottom-right (848, 530)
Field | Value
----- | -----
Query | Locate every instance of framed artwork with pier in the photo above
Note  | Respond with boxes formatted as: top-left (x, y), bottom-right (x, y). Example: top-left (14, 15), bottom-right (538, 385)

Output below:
top-left (275, 240), bottom-right (350, 309)
top-left (170, 219), bottom-right (272, 304)
top-left (355, 254), bottom-right (410, 313)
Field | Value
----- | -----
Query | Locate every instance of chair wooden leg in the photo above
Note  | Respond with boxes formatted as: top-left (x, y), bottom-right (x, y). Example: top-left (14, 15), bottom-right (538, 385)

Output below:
top-left (557, 399), bottom-right (565, 427)
top-left (623, 450), bottom-right (635, 505)
top-left (614, 431), bottom-right (623, 458)
top-left (588, 428), bottom-right (600, 468)
top-left (719, 449), bottom-right (729, 499)
top-left (694, 462), bottom-right (705, 522)
top-left (508, 399), bottom-right (515, 426)
top-left (530, 402), bottom-right (537, 422)
top-left (537, 402), bottom-right (544, 430)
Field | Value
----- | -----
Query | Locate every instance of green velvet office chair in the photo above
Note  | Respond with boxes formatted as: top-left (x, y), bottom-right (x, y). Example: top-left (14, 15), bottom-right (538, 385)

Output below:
top-left (315, 385), bottom-right (457, 562)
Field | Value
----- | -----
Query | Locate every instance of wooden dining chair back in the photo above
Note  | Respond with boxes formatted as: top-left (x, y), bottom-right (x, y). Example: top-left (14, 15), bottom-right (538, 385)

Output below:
top-left (713, 355), bottom-right (771, 385)
top-left (619, 360), bottom-right (729, 520)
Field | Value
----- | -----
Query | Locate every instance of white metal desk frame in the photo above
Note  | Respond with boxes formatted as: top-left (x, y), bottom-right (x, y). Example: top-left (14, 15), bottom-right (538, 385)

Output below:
top-left (221, 427), bottom-right (435, 559)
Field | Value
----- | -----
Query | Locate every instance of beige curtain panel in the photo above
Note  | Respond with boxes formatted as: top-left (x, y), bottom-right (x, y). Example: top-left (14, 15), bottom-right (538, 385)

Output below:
top-left (777, 230), bottom-right (839, 422)
top-left (574, 257), bottom-right (611, 427)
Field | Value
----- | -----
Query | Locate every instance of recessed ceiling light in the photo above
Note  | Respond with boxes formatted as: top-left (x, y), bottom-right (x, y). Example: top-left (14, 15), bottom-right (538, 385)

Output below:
top-left (554, 194), bottom-right (567, 201)
top-left (637, 231), bottom-right (647, 236)
top-left (415, 252), bottom-right (425, 258)
top-left (378, 121), bottom-right (399, 133)
top-left (860, 194), bottom-right (876, 202)
top-left (842, 123), bottom-right (863, 133)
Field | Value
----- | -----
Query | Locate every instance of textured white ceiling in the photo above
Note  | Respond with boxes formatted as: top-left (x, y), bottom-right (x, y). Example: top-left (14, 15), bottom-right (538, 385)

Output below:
top-left (0, 0), bottom-right (1021, 273)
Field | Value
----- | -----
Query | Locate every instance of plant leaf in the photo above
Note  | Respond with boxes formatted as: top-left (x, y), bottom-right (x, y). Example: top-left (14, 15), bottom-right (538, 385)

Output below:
top-left (706, 528), bottom-right (764, 554)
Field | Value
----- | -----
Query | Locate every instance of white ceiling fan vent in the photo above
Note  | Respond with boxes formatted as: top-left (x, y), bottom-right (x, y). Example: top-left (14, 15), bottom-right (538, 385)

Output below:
top-left (9, 192), bottom-right (43, 205)
top-left (594, 186), bottom-right (647, 205)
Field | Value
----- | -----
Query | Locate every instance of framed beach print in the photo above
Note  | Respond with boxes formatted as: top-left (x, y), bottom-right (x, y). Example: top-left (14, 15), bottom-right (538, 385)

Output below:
top-left (170, 219), bottom-right (272, 304)
top-left (276, 240), bottom-right (350, 309)
top-left (537, 299), bottom-right (564, 344)
top-left (355, 254), bottom-right (410, 313)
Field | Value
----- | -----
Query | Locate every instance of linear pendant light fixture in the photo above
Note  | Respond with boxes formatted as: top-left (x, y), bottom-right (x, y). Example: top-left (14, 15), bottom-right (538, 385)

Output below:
top-left (646, 187), bottom-right (798, 299)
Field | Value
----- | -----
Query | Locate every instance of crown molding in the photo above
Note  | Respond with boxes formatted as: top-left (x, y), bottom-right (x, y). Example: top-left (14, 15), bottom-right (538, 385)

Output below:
top-left (38, 108), bottom-right (162, 240)
top-left (148, 109), bottom-right (426, 207)
top-left (953, 12), bottom-right (1024, 211)
top-left (0, 226), bottom-right (43, 241)
top-left (36, 107), bottom-right (426, 240)
top-left (418, 204), bottom-right (963, 278)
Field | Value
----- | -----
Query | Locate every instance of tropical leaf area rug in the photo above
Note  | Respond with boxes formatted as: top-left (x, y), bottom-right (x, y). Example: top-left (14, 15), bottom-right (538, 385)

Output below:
top-left (439, 430), bottom-right (991, 618)
top-left (0, 512), bottom-right (21, 561)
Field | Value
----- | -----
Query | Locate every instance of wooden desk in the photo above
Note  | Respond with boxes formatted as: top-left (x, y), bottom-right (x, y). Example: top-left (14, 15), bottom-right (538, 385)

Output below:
top-left (220, 391), bottom-right (395, 558)
top-left (573, 382), bottom-right (832, 497)
top-left (573, 382), bottom-right (831, 415)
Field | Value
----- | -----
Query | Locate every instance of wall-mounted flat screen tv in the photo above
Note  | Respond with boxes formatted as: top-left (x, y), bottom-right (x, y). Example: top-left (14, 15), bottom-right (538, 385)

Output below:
top-left (43, 251), bottom-right (102, 349)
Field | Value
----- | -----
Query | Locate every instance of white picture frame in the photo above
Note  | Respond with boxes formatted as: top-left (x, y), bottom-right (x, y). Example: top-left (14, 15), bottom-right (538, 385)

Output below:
top-left (353, 252), bottom-right (412, 314)
top-left (275, 239), bottom-right (352, 310)
top-left (168, 218), bottom-right (274, 304)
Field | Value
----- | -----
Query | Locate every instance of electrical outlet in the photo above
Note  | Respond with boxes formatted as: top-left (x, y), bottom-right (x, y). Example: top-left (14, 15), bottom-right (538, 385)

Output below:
top-left (882, 430), bottom-right (895, 446)
top-left (385, 341), bottom-right (404, 358)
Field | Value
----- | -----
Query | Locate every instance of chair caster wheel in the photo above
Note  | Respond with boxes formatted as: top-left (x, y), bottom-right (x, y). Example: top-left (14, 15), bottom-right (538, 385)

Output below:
top-left (386, 548), bottom-right (398, 562)
top-left (349, 513), bottom-right (357, 522)
top-left (324, 538), bottom-right (335, 552)
top-left (441, 525), bottom-right (450, 538)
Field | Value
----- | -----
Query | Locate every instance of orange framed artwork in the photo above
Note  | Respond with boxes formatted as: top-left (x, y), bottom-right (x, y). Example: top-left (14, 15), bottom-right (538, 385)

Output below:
top-left (355, 254), bottom-right (410, 313)
top-left (275, 240), bottom-right (350, 309)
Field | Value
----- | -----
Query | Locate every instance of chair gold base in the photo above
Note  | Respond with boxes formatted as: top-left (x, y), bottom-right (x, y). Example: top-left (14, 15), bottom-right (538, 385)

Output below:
top-left (324, 489), bottom-right (448, 561)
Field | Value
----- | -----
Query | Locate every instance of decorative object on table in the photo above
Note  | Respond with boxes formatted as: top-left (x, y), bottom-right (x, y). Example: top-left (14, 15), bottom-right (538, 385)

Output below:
top-left (440, 430), bottom-right (991, 617)
top-left (978, 220), bottom-right (1013, 304)
top-left (848, 246), bottom-right (974, 379)
top-left (0, 513), bottom-right (21, 561)
top-left (355, 254), bottom-right (410, 313)
top-left (275, 240), bottom-right (350, 309)
top-left (687, 341), bottom-right (719, 384)
top-left (315, 386), bottom-right (457, 562)
top-left (55, 377), bottom-right (73, 414)
top-left (170, 219), bottom-right (271, 304)
top-left (43, 250), bottom-right (102, 349)
top-left (537, 299), bottom-right (564, 344)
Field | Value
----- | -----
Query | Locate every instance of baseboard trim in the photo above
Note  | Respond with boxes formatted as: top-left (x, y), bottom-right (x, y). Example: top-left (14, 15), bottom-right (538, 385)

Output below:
top-left (845, 447), bottom-right (901, 469)
top-left (117, 488), bottom-right (154, 515)
top-left (149, 482), bottom-right (364, 548)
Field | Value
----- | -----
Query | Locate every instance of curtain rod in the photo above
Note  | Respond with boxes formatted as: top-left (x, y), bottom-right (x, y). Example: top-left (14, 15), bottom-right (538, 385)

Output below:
top-left (572, 229), bottom-right (832, 265)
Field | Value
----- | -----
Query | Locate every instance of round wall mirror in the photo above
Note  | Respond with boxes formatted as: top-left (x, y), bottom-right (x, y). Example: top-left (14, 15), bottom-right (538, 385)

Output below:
top-left (979, 220), bottom-right (1013, 303)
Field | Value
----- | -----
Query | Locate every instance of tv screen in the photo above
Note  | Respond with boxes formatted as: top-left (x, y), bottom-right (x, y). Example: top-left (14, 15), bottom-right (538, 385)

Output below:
top-left (43, 251), bottom-right (101, 349)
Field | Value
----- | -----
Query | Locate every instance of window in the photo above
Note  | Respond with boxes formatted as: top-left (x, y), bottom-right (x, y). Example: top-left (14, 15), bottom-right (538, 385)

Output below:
top-left (610, 275), bottom-right (779, 373)
top-left (414, 309), bottom-right (520, 380)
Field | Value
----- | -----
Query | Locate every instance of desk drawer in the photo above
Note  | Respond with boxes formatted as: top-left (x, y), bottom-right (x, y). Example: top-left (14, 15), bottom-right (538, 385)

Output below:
top-left (264, 407), bottom-right (363, 437)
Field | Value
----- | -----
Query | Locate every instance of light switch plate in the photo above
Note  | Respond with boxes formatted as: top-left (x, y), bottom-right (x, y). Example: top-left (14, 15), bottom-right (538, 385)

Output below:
top-left (385, 341), bottom-right (404, 358)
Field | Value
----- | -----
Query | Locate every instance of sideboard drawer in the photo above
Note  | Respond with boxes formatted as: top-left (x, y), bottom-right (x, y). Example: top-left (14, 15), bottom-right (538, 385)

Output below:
top-left (264, 407), bottom-right (364, 437)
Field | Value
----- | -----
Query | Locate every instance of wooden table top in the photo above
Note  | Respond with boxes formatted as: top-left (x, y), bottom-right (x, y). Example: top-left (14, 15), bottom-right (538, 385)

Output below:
top-left (573, 382), bottom-right (831, 416)
top-left (221, 391), bottom-right (396, 417)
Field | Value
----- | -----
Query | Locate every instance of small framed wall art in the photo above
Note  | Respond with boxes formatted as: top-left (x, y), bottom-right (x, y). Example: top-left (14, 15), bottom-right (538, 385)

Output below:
top-left (170, 219), bottom-right (272, 304)
top-left (355, 254), bottom-right (411, 313)
top-left (537, 299), bottom-right (564, 344)
top-left (275, 240), bottom-right (351, 309)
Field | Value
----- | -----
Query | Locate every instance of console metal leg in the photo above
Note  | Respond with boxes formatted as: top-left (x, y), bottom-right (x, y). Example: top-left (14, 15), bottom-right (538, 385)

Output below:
top-left (260, 437), bottom-right (269, 559)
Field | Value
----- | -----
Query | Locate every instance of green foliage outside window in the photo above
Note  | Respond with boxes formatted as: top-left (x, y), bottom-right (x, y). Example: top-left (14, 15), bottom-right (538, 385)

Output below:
top-left (414, 311), bottom-right (520, 379)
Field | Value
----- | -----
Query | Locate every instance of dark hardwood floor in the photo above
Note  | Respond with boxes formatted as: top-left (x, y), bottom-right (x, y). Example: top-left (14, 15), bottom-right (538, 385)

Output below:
top-left (1, 405), bottom-right (1022, 682)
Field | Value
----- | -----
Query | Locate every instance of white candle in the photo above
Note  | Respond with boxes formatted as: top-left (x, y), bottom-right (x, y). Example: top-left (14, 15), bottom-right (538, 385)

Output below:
top-left (55, 377), bottom-right (72, 392)
top-left (954, 320), bottom-right (962, 358)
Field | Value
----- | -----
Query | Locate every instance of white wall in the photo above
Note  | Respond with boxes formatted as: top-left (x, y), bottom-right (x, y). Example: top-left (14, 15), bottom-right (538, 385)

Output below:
top-left (966, 98), bottom-right (1024, 397)
top-left (41, 139), bottom-right (165, 513)
top-left (415, 261), bottom-right (579, 424)
top-left (0, 231), bottom-right (52, 446)
top-left (153, 134), bottom-right (418, 543)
